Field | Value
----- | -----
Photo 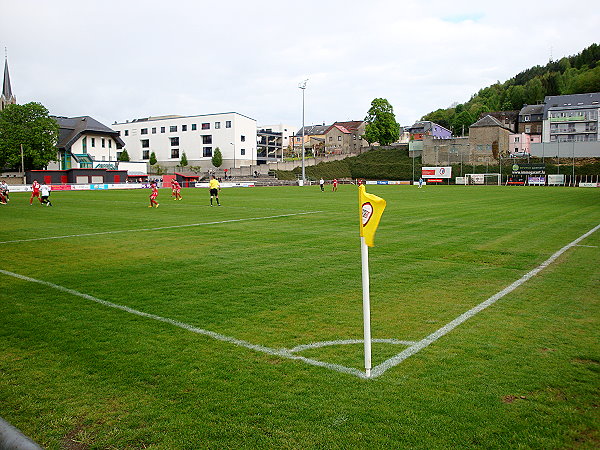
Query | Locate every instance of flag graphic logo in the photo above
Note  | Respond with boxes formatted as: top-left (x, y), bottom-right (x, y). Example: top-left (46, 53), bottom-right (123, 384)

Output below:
top-left (362, 202), bottom-right (373, 226)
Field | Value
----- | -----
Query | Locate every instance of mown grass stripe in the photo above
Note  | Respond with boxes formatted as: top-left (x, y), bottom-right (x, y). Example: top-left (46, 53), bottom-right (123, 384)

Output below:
top-left (0, 211), bottom-right (323, 244)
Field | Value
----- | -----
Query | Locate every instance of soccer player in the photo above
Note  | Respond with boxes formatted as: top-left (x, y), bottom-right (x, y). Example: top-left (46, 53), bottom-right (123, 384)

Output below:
top-left (209, 175), bottom-right (221, 206)
top-left (0, 181), bottom-right (8, 204)
top-left (149, 181), bottom-right (159, 208)
top-left (418, 177), bottom-right (423, 188)
top-left (0, 180), bottom-right (9, 202)
top-left (332, 178), bottom-right (338, 192)
top-left (319, 178), bottom-right (325, 191)
top-left (171, 179), bottom-right (182, 200)
top-left (30, 179), bottom-right (42, 205)
top-left (40, 182), bottom-right (52, 206)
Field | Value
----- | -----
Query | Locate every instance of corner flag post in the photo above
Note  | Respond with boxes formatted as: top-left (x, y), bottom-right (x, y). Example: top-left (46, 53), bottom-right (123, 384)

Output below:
top-left (361, 235), bottom-right (372, 377)
top-left (358, 185), bottom-right (386, 378)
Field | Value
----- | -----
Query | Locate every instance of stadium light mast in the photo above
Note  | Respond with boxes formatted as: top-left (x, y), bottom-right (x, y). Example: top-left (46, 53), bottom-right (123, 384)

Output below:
top-left (299, 79), bottom-right (308, 185)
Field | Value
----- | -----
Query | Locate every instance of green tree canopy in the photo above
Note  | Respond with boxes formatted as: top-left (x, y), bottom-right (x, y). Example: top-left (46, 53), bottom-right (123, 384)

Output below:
top-left (118, 149), bottom-right (130, 162)
top-left (364, 98), bottom-right (400, 146)
top-left (149, 151), bottom-right (157, 166)
top-left (0, 102), bottom-right (59, 170)
top-left (180, 152), bottom-right (188, 167)
top-left (212, 147), bottom-right (222, 168)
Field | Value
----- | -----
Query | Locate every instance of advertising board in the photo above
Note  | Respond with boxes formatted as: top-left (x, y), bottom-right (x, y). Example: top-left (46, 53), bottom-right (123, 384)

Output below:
top-left (422, 167), bottom-right (452, 179)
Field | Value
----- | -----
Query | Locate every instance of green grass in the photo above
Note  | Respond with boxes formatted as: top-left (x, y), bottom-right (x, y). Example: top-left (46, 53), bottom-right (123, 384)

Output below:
top-left (1, 185), bottom-right (599, 449)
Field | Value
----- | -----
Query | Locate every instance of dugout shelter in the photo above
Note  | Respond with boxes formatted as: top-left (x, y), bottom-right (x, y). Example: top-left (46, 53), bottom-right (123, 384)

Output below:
top-left (26, 168), bottom-right (129, 185)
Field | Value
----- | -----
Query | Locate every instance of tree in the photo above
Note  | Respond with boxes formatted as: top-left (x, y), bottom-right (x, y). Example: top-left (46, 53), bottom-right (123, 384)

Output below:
top-left (118, 149), bottom-right (130, 162)
top-left (0, 102), bottom-right (59, 170)
top-left (364, 98), bottom-right (400, 146)
top-left (180, 152), bottom-right (188, 167)
top-left (212, 147), bottom-right (222, 168)
top-left (149, 151), bottom-right (157, 166)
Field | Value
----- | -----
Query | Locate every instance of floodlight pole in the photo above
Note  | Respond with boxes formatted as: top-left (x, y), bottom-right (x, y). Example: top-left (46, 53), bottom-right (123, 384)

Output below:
top-left (299, 79), bottom-right (308, 185)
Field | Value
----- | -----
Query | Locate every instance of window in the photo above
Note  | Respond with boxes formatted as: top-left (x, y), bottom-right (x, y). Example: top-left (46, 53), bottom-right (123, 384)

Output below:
top-left (202, 135), bottom-right (212, 145)
top-left (142, 150), bottom-right (150, 159)
top-left (525, 126), bottom-right (531, 133)
top-left (514, 137), bottom-right (520, 143)
top-left (215, 122), bottom-right (221, 129)
top-left (338, 136), bottom-right (342, 141)
top-left (161, 127), bottom-right (165, 133)
top-left (102, 138), bottom-right (106, 148)
top-left (141, 128), bottom-right (148, 135)
top-left (152, 127), bottom-right (157, 134)
top-left (170, 126), bottom-right (177, 132)
top-left (82, 137), bottom-right (87, 154)
top-left (329, 137), bottom-right (333, 142)
top-left (241, 135), bottom-right (246, 142)
top-left (191, 124), bottom-right (197, 131)
top-left (109, 140), bottom-right (112, 148)
top-left (240, 149), bottom-right (246, 156)
top-left (226, 121), bottom-right (232, 128)
top-left (524, 115), bottom-right (530, 122)
top-left (125, 130), bottom-right (129, 136)
top-left (182, 125), bottom-right (187, 131)
top-left (203, 147), bottom-right (212, 157)
top-left (141, 139), bottom-right (150, 148)
top-left (202, 123), bottom-right (210, 130)
top-left (91, 138), bottom-right (96, 147)
top-left (171, 148), bottom-right (179, 159)
top-left (353, 135), bottom-right (357, 140)
top-left (116, 152), bottom-right (122, 160)
top-left (170, 137), bottom-right (179, 146)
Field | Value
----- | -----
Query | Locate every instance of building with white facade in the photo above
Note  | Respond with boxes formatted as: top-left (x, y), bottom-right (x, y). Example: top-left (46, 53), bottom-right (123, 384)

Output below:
top-left (112, 113), bottom-right (257, 169)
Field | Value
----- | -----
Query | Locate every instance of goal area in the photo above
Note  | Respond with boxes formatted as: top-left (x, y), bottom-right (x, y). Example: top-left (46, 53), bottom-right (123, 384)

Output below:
top-left (465, 173), bottom-right (501, 186)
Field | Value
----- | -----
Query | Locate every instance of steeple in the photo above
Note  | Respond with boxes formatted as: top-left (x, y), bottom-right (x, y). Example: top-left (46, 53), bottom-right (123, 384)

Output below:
top-left (1, 49), bottom-right (17, 111)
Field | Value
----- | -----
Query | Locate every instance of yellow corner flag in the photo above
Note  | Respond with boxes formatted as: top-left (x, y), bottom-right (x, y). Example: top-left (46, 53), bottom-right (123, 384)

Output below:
top-left (358, 184), bottom-right (386, 247)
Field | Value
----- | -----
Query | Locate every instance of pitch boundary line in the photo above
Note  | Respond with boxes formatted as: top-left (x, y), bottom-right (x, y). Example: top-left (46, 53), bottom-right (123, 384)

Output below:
top-left (1, 223), bottom-right (597, 380)
top-left (0, 211), bottom-right (323, 245)
top-left (370, 222), bottom-right (600, 378)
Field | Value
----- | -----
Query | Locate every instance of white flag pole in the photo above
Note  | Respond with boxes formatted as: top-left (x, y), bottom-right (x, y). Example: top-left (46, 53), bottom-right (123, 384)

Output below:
top-left (360, 236), bottom-right (372, 377)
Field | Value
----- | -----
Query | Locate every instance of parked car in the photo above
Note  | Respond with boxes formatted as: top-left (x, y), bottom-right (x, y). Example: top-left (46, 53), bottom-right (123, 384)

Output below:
top-left (510, 152), bottom-right (529, 158)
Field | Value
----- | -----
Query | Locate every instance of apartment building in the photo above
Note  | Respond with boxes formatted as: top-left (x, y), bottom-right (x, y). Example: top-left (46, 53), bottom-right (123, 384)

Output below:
top-left (112, 112), bottom-right (257, 169)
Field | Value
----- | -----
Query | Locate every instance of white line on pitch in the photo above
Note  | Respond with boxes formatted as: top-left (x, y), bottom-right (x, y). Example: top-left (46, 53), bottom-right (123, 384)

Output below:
top-left (576, 244), bottom-right (597, 248)
top-left (370, 223), bottom-right (600, 378)
top-left (0, 269), bottom-right (366, 379)
top-left (0, 211), bottom-right (323, 245)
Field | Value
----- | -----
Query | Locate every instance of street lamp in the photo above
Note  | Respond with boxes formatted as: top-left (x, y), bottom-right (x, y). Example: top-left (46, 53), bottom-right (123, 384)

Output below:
top-left (299, 79), bottom-right (308, 185)
top-left (230, 141), bottom-right (235, 170)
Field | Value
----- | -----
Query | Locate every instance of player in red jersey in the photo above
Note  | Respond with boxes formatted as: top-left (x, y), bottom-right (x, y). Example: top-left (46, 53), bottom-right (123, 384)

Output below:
top-left (332, 178), bottom-right (338, 191)
top-left (171, 179), bottom-right (182, 200)
top-left (30, 180), bottom-right (42, 205)
top-left (149, 181), bottom-right (159, 208)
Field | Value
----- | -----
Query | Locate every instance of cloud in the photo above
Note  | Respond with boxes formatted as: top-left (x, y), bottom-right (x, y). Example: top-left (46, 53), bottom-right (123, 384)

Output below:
top-left (1, 0), bottom-right (598, 130)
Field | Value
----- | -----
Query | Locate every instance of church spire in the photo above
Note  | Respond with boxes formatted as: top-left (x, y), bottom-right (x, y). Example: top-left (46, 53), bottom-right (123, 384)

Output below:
top-left (1, 49), bottom-right (17, 111)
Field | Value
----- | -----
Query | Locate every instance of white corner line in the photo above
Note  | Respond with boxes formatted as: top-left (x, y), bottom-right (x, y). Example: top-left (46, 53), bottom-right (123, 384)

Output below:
top-left (370, 222), bottom-right (600, 378)
top-left (0, 211), bottom-right (323, 245)
top-left (0, 268), bottom-right (365, 379)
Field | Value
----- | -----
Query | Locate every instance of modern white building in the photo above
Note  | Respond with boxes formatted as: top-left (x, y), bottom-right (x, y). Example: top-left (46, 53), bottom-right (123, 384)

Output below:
top-left (112, 112), bottom-right (258, 169)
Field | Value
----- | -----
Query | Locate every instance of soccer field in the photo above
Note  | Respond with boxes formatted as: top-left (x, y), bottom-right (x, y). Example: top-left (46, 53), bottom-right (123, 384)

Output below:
top-left (1, 184), bottom-right (599, 448)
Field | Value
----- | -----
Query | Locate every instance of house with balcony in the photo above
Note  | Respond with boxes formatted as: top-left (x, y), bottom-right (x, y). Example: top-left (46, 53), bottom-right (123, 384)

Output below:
top-left (49, 116), bottom-right (125, 170)
top-left (293, 124), bottom-right (331, 156)
top-left (542, 93), bottom-right (599, 143)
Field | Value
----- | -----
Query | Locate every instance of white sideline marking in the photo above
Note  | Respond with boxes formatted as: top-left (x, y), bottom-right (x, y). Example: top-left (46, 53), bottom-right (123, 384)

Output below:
top-left (370, 222), bottom-right (600, 378)
top-left (0, 211), bottom-right (323, 245)
top-left (576, 244), bottom-right (597, 248)
top-left (2, 223), bottom-right (598, 380)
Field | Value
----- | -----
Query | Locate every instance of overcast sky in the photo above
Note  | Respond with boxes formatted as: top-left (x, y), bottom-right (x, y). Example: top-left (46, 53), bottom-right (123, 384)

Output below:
top-left (2, 0), bottom-right (598, 130)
